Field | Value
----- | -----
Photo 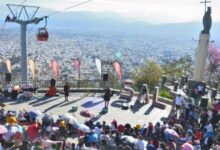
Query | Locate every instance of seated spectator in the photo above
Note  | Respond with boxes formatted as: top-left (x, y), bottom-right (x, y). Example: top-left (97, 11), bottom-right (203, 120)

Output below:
top-left (137, 135), bottom-right (145, 150)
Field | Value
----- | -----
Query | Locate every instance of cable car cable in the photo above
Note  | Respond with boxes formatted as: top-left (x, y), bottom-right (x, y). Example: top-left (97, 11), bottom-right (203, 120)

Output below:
top-left (46, 0), bottom-right (93, 17)
top-left (13, 0), bottom-right (28, 12)
top-left (36, 0), bottom-right (93, 42)
top-left (0, 22), bottom-right (6, 38)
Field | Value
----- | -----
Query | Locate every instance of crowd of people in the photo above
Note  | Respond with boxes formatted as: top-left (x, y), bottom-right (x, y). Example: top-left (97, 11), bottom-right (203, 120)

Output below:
top-left (0, 97), bottom-right (219, 150)
top-left (0, 88), bottom-right (220, 149)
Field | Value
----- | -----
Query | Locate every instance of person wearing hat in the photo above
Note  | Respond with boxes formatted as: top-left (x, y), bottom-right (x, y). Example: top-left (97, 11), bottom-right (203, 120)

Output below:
top-left (59, 120), bottom-right (67, 140)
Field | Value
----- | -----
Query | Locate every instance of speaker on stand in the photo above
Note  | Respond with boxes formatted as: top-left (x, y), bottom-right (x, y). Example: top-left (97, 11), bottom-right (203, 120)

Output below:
top-left (103, 74), bottom-right (108, 88)
top-left (5, 73), bottom-right (11, 82)
top-left (103, 74), bottom-right (108, 81)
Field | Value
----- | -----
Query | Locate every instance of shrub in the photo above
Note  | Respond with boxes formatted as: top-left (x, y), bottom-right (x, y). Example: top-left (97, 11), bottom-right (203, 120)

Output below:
top-left (159, 89), bottom-right (173, 99)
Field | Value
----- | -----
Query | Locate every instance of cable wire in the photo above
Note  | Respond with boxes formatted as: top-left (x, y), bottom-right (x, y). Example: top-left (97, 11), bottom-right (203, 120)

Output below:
top-left (47, 0), bottom-right (93, 17)
top-left (0, 22), bottom-right (6, 39)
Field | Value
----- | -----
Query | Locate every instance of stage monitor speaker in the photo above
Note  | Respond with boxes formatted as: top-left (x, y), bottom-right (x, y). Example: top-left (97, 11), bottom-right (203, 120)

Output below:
top-left (103, 74), bottom-right (108, 81)
top-left (200, 97), bottom-right (208, 108)
top-left (5, 73), bottom-right (11, 82)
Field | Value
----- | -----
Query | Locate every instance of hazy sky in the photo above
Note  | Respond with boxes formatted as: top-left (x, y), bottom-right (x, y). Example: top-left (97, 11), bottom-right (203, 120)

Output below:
top-left (1, 0), bottom-right (220, 24)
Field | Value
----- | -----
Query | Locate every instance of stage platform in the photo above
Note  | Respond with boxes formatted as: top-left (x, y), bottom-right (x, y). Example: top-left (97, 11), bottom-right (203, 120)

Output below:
top-left (1, 93), bottom-right (172, 126)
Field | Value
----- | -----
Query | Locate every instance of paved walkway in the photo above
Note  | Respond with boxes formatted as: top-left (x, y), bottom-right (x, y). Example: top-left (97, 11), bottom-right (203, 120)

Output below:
top-left (2, 93), bottom-right (172, 126)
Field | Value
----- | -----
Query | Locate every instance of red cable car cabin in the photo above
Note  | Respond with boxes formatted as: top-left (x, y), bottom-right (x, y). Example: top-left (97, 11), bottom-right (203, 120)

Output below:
top-left (37, 28), bottom-right (49, 41)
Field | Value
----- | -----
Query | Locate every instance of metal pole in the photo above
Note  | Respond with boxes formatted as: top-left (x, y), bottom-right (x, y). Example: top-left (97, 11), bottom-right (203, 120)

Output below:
top-left (20, 23), bottom-right (28, 83)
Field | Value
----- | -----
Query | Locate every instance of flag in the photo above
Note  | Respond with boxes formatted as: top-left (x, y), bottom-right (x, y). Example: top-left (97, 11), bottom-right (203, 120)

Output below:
top-left (51, 60), bottom-right (59, 80)
top-left (113, 62), bottom-right (122, 80)
top-left (95, 58), bottom-right (101, 76)
top-left (28, 59), bottom-right (35, 80)
top-left (115, 51), bottom-right (121, 59)
top-left (73, 59), bottom-right (80, 79)
top-left (5, 59), bottom-right (12, 73)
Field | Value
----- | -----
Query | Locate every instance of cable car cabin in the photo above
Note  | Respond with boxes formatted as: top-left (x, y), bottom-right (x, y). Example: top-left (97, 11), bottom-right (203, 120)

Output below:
top-left (37, 28), bottom-right (49, 41)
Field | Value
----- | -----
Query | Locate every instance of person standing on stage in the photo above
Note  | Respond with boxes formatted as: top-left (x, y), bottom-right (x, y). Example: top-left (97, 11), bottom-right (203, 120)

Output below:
top-left (104, 87), bottom-right (111, 108)
top-left (64, 82), bottom-right (70, 101)
top-left (175, 94), bottom-right (184, 111)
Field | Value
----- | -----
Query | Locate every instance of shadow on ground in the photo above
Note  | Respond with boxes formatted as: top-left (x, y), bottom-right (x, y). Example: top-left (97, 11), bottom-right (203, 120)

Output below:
top-left (28, 96), bottom-right (51, 105)
top-left (32, 97), bottom-right (62, 107)
top-left (81, 100), bottom-right (104, 108)
top-left (43, 101), bottom-right (66, 113)
top-left (111, 99), bottom-right (128, 108)
top-left (144, 105), bottom-right (154, 115)
top-left (130, 101), bottom-right (145, 113)
top-left (59, 98), bottom-right (82, 107)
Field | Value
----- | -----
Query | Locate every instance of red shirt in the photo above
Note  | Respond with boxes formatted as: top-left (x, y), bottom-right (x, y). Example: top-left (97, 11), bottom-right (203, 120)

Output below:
top-left (26, 123), bottom-right (39, 140)
top-left (194, 131), bottom-right (202, 141)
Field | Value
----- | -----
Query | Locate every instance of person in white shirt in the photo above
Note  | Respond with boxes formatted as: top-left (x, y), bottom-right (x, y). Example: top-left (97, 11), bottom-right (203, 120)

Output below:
top-left (7, 82), bottom-right (13, 94)
top-left (137, 135), bottom-right (145, 150)
top-left (175, 94), bottom-right (184, 110)
top-left (197, 84), bottom-right (204, 95)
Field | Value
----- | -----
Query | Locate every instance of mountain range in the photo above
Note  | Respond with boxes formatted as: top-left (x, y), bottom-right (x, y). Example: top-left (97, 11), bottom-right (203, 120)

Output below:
top-left (0, 8), bottom-right (220, 46)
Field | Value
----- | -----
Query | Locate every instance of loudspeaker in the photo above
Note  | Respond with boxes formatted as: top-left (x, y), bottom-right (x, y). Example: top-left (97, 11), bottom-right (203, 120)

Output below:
top-left (103, 74), bottom-right (108, 81)
top-left (50, 79), bottom-right (56, 87)
top-left (200, 97), bottom-right (208, 108)
top-left (5, 73), bottom-right (11, 82)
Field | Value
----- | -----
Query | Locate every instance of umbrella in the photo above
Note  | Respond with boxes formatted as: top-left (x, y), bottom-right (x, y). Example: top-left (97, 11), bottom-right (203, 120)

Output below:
top-left (80, 110), bottom-right (95, 118)
top-left (59, 114), bottom-right (77, 125)
top-left (88, 133), bottom-right (98, 143)
top-left (117, 124), bottom-right (125, 133)
top-left (120, 135), bottom-right (138, 149)
top-left (73, 122), bottom-right (90, 133)
top-left (28, 110), bottom-right (42, 119)
top-left (181, 142), bottom-right (194, 150)
top-left (125, 123), bottom-right (131, 129)
top-left (0, 125), bottom-right (8, 134)
top-left (42, 114), bottom-right (54, 126)
top-left (164, 128), bottom-right (179, 142)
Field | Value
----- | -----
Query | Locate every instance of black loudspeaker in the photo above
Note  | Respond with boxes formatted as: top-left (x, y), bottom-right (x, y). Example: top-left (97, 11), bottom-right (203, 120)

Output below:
top-left (50, 79), bottom-right (56, 87)
top-left (5, 73), bottom-right (11, 82)
top-left (200, 97), bottom-right (208, 108)
top-left (103, 74), bottom-right (108, 81)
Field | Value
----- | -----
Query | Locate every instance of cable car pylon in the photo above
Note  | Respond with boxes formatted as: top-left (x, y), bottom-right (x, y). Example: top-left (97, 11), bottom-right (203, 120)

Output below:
top-left (5, 4), bottom-right (44, 84)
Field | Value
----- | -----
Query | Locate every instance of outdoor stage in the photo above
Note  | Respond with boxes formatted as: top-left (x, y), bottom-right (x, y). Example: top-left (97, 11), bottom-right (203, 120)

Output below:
top-left (1, 93), bottom-right (172, 126)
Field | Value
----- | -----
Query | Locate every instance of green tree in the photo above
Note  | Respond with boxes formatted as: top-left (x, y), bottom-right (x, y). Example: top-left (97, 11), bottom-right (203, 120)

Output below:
top-left (131, 60), bottom-right (163, 90)
top-left (161, 55), bottom-right (193, 78)
top-left (206, 57), bottom-right (220, 87)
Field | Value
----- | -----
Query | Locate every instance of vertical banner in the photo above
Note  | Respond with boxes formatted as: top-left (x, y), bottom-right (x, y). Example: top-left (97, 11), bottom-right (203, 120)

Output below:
top-left (5, 59), bottom-right (12, 73)
top-left (113, 61), bottom-right (122, 80)
top-left (51, 60), bottom-right (59, 80)
top-left (28, 59), bottom-right (35, 80)
top-left (72, 59), bottom-right (80, 80)
top-left (95, 58), bottom-right (101, 77)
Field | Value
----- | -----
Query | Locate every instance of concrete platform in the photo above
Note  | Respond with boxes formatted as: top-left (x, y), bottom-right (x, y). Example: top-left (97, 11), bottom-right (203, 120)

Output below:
top-left (1, 93), bottom-right (172, 126)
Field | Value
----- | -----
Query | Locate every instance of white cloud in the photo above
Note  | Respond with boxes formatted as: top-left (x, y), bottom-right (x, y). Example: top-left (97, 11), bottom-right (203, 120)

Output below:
top-left (1, 0), bottom-right (220, 23)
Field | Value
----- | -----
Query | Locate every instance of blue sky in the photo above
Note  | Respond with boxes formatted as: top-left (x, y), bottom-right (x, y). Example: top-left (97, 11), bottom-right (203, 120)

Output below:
top-left (0, 0), bottom-right (220, 24)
